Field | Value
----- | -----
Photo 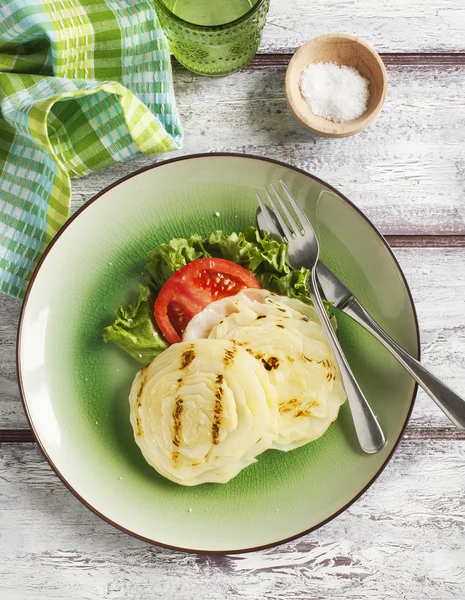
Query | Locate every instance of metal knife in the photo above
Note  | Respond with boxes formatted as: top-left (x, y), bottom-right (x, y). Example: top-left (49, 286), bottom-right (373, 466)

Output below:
top-left (257, 208), bottom-right (465, 430)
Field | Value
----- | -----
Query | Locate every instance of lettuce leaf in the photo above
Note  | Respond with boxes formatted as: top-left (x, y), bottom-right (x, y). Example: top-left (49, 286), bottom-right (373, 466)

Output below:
top-left (257, 268), bottom-right (312, 304)
top-left (146, 234), bottom-right (209, 292)
top-left (146, 226), bottom-right (315, 305)
top-left (103, 285), bottom-right (168, 363)
top-left (205, 227), bottom-right (289, 273)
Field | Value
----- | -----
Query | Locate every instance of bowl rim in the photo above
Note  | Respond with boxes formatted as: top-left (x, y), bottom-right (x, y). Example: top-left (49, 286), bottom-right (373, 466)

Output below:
top-left (16, 152), bottom-right (419, 555)
top-left (285, 33), bottom-right (388, 138)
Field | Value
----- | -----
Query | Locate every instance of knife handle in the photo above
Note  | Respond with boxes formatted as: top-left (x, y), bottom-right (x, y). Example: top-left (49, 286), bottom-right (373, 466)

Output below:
top-left (344, 298), bottom-right (465, 430)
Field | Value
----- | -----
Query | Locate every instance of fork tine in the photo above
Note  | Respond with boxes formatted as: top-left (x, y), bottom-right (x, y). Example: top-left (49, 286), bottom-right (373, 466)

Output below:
top-left (279, 180), bottom-right (312, 235)
top-left (256, 192), bottom-right (285, 243)
top-left (263, 186), bottom-right (295, 239)
top-left (270, 183), bottom-right (302, 235)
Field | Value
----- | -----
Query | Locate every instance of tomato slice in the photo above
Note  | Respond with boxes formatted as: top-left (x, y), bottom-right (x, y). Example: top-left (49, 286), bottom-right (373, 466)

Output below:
top-left (154, 258), bottom-right (260, 344)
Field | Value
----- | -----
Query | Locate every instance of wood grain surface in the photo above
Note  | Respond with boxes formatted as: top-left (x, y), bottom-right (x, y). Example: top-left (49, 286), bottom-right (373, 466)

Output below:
top-left (1, 4), bottom-right (465, 597)
top-left (261, 0), bottom-right (465, 53)
top-left (69, 61), bottom-right (465, 236)
top-left (1, 440), bottom-right (463, 599)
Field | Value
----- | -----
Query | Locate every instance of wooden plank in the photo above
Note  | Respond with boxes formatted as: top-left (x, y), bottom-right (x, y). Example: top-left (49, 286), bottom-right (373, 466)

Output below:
top-left (3, 427), bottom-right (464, 443)
top-left (260, 0), bottom-right (465, 54)
top-left (70, 62), bottom-right (465, 236)
top-left (0, 439), bottom-right (463, 598)
top-left (248, 53), bottom-right (465, 69)
top-left (387, 235), bottom-right (465, 248)
top-left (0, 430), bottom-right (35, 442)
top-left (403, 427), bottom-right (465, 440)
top-left (379, 53), bottom-right (465, 66)
top-left (394, 248), bottom-right (465, 428)
top-left (0, 295), bottom-right (21, 430)
top-left (1, 247), bottom-right (464, 431)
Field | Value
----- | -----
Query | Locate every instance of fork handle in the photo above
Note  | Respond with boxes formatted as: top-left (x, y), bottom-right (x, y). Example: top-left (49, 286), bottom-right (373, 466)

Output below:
top-left (344, 298), bottom-right (465, 430)
top-left (309, 269), bottom-right (386, 454)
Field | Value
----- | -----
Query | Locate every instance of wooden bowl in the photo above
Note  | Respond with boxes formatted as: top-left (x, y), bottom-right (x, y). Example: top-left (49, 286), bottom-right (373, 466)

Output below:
top-left (285, 33), bottom-right (388, 138)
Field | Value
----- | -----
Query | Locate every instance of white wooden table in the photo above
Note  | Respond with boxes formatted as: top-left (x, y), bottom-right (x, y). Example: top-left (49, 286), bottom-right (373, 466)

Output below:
top-left (1, 2), bottom-right (465, 598)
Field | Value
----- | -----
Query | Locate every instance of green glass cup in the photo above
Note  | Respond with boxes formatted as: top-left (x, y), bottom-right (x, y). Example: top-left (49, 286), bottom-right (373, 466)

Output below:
top-left (154, 0), bottom-right (270, 76)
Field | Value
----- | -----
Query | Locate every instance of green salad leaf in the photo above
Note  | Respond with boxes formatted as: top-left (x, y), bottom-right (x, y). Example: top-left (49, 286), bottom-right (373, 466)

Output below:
top-left (145, 226), bottom-right (313, 303)
top-left (103, 285), bottom-right (168, 363)
top-left (146, 234), bottom-right (209, 292)
top-left (205, 227), bottom-right (289, 274)
top-left (257, 268), bottom-right (312, 304)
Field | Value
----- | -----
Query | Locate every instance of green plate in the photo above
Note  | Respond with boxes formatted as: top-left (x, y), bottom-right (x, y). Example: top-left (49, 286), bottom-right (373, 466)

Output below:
top-left (18, 154), bottom-right (419, 553)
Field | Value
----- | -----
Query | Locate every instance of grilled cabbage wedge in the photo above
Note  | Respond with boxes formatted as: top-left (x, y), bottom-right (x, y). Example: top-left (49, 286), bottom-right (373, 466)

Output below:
top-left (185, 289), bottom-right (347, 452)
top-left (129, 338), bottom-right (278, 486)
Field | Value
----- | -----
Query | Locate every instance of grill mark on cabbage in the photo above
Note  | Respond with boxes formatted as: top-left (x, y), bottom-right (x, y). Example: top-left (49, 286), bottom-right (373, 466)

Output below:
top-left (299, 354), bottom-right (336, 381)
top-left (279, 398), bottom-right (317, 416)
top-left (276, 324), bottom-right (284, 329)
top-left (301, 316), bottom-right (310, 322)
top-left (295, 409), bottom-right (311, 418)
top-left (223, 344), bottom-right (237, 367)
top-left (246, 348), bottom-right (264, 360)
top-left (266, 299), bottom-right (292, 317)
top-left (136, 371), bottom-right (148, 405)
top-left (135, 372), bottom-right (148, 435)
top-left (212, 386), bottom-right (223, 445)
top-left (317, 359), bottom-right (336, 381)
top-left (279, 398), bottom-right (299, 414)
top-left (256, 315), bottom-right (266, 320)
top-left (180, 345), bottom-right (195, 370)
top-left (172, 396), bottom-right (184, 464)
top-left (261, 356), bottom-right (279, 371)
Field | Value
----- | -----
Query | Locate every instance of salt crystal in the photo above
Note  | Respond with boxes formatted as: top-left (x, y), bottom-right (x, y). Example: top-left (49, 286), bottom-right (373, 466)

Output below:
top-left (299, 62), bottom-right (370, 123)
top-left (215, 211), bottom-right (220, 217)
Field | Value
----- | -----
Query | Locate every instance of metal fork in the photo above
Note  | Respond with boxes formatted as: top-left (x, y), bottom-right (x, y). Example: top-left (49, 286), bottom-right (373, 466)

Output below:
top-left (256, 180), bottom-right (386, 454)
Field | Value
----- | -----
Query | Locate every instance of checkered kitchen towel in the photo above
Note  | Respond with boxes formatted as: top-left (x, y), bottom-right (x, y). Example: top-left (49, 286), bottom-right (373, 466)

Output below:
top-left (0, 0), bottom-right (183, 299)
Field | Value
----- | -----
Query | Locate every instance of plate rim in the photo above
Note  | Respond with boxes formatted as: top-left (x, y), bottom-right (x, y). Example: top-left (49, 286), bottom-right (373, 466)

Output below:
top-left (16, 152), bottom-right (420, 554)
